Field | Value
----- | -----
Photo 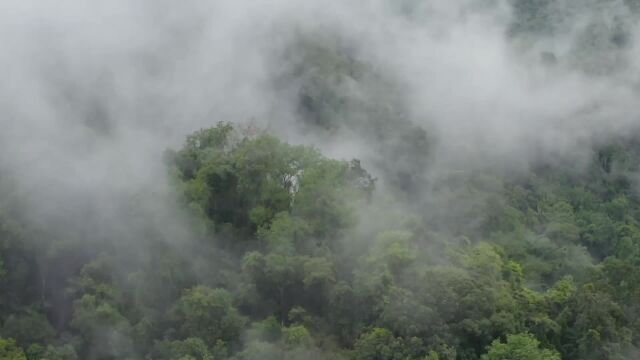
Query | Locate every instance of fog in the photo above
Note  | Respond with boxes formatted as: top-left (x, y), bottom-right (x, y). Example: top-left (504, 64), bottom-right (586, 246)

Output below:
top-left (0, 3), bottom-right (636, 260)
top-left (1, 0), bottom-right (640, 358)
top-left (2, 1), bottom-right (638, 207)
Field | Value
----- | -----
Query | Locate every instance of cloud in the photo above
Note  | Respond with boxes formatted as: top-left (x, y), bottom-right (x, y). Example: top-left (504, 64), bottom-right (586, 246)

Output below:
top-left (0, 0), bottom-right (638, 236)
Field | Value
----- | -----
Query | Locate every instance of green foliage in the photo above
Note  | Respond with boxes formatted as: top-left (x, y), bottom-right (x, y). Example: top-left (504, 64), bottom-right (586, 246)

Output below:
top-left (172, 286), bottom-right (246, 346)
top-left (35, 344), bottom-right (79, 360)
top-left (3, 114), bottom-right (640, 359)
top-left (1, 310), bottom-right (55, 347)
top-left (481, 333), bottom-right (560, 360)
top-left (168, 337), bottom-right (215, 360)
top-left (0, 338), bottom-right (26, 360)
top-left (282, 325), bottom-right (312, 348)
top-left (70, 294), bottom-right (134, 359)
top-left (352, 328), bottom-right (423, 360)
top-left (368, 230), bottom-right (417, 274)
top-left (170, 122), bottom-right (374, 241)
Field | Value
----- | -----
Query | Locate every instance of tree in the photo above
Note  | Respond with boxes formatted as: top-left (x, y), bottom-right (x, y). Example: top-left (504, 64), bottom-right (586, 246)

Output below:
top-left (36, 344), bottom-right (79, 360)
top-left (172, 286), bottom-right (247, 347)
top-left (168, 337), bottom-right (215, 360)
top-left (70, 294), bottom-right (134, 359)
top-left (352, 328), bottom-right (423, 360)
top-left (481, 333), bottom-right (560, 360)
top-left (0, 337), bottom-right (26, 360)
top-left (282, 325), bottom-right (312, 349)
top-left (1, 310), bottom-right (55, 347)
top-left (170, 123), bottom-right (374, 242)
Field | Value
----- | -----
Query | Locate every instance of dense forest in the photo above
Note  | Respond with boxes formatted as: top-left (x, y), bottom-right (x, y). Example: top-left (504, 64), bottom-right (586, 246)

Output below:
top-left (2, 0), bottom-right (640, 359)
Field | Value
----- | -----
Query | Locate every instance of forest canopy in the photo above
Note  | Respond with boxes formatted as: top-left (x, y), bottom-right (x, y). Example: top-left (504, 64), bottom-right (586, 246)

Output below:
top-left (1, 0), bottom-right (640, 359)
top-left (3, 122), bottom-right (640, 359)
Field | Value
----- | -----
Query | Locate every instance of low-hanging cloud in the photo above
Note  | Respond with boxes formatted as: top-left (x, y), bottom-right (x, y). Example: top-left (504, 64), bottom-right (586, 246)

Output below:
top-left (0, 0), bottom-right (638, 237)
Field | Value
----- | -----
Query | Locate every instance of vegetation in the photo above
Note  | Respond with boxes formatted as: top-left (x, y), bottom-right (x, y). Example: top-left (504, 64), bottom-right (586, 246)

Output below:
top-left (2, 2), bottom-right (640, 359)
top-left (1, 121), bottom-right (640, 359)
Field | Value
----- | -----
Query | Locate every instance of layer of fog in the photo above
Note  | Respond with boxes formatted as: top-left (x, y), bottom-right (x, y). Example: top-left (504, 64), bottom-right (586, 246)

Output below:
top-left (0, 0), bottom-right (639, 243)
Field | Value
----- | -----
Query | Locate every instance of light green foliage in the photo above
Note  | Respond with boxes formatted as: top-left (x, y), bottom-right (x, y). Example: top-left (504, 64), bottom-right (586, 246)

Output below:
top-left (352, 328), bottom-right (423, 360)
top-left (481, 333), bottom-right (560, 360)
top-left (258, 212), bottom-right (310, 254)
top-left (368, 230), bottom-right (416, 273)
top-left (168, 338), bottom-right (214, 360)
top-left (282, 325), bottom-right (312, 348)
top-left (170, 122), bottom-right (373, 241)
top-left (0, 338), bottom-right (26, 360)
top-left (425, 351), bottom-right (439, 360)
